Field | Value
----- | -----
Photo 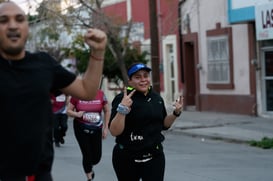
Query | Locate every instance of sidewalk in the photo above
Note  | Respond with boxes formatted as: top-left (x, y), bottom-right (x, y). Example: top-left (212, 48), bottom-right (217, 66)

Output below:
top-left (170, 110), bottom-right (273, 143)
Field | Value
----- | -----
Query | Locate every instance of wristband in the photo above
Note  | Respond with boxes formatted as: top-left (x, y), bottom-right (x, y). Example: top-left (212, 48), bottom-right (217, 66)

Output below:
top-left (173, 110), bottom-right (181, 117)
top-left (91, 54), bottom-right (104, 61)
top-left (117, 104), bottom-right (130, 115)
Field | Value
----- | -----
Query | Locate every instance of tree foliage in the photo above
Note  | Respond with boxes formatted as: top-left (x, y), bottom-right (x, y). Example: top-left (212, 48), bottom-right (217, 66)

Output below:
top-left (67, 34), bottom-right (148, 86)
top-left (28, 0), bottom-right (149, 86)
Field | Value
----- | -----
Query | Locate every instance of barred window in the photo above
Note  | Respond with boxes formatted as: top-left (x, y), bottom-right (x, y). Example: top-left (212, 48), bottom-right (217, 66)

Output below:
top-left (206, 24), bottom-right (233, 89)
top-left (207, 36), bottom-right (230, 84)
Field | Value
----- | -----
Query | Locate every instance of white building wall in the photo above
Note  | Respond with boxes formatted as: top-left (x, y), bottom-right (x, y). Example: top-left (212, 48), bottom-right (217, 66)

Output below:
top-left (162, 35), bottom-right (179, 103)
top-left (180, 0), bottom-right (250, 95)
top-left (232, 24), bottom-right (250, 94)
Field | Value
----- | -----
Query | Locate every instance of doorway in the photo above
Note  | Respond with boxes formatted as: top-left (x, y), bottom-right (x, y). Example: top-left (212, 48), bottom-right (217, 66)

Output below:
top-left (184, 42), bottom-right (196, 107)
top-left (261, 49), bottom-right (273, 113)
top-left (182, 33), bottom-right (199, 110)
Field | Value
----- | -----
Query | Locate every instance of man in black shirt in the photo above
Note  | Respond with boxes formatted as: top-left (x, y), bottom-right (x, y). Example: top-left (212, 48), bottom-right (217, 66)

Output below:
top-left (0, 1), bottom-right (107, 181)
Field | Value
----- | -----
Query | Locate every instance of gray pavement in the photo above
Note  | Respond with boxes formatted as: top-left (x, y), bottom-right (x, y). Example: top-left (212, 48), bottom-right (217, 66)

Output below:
top-left (52, 111), bottom-right (273, 180)
top-left (170, 110), bottom-right (273, 143)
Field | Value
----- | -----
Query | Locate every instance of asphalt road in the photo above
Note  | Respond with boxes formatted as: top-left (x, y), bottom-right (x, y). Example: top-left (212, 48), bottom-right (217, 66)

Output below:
top-left (52, 121), bottom-right (273, 181)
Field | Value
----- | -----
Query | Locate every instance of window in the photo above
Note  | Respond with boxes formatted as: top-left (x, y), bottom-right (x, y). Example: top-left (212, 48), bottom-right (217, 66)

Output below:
top-left (206, 23), bottom-right (234, 89)
top-left (207, 36), bottom-right (229, 83)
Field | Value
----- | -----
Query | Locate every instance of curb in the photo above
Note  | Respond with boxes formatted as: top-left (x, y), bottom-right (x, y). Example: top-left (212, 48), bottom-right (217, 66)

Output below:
top-left (171, 128), bottom-right (250, 144)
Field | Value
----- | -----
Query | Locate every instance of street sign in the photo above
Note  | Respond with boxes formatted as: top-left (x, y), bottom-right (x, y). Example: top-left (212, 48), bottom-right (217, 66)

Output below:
top-left (255, 3), bottom-right (273, 40)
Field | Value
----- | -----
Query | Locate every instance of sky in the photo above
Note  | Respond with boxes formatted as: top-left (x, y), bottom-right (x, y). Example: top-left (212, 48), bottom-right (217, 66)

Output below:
top-left (13, 0), bottom-right (78, 15)
top-left (13, 0), bottom-right (41, 14)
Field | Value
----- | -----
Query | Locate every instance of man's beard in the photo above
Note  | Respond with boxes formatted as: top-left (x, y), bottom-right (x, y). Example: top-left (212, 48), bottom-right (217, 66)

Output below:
top-left (0, 35), bottom-right (27, 57)
top-left (3, 45), bottom-right (24, 56)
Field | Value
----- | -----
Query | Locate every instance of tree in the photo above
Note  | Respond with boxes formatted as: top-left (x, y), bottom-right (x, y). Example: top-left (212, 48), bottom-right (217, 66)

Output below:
top-left (149, 0), bottom-right (160, 93)
top-left (30, 0), bottom-right (149, 86)
top-left (68, 34), bottom-right (149, 88)
top-left (75, 0), bottom-right (145, 86)
top-left (26, 0), bottom-right (69, 62)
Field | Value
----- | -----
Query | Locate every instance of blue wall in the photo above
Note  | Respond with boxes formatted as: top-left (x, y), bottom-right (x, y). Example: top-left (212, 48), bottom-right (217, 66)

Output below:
top-left (228, 0), bottom-right (255, 24)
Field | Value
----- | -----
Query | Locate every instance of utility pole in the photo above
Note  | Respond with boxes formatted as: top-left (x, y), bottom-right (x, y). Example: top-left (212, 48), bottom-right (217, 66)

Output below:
top-left (149, 0), bottom-right (160, 93)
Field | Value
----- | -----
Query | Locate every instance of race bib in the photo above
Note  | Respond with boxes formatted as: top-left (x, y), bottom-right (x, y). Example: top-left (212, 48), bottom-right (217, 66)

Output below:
top-left (56, 94), bottom-right (66, 102)
top-left (82, 112), bottom-right (101, 123)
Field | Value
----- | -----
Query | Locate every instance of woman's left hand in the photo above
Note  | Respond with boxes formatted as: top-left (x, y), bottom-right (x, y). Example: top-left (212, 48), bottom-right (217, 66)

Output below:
top-left (173, 96), bottom-right (184, 114)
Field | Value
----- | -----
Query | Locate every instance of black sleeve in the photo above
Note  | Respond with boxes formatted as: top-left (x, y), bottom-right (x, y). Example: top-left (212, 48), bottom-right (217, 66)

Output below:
top-left (40, 52), bottom-right (76, 91)
top-left (52, 64), bottom-right (76, 90)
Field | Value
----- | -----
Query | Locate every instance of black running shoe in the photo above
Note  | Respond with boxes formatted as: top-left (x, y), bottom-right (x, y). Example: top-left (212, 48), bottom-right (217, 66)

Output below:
top-left (60, 138), bottom-right (65, 144)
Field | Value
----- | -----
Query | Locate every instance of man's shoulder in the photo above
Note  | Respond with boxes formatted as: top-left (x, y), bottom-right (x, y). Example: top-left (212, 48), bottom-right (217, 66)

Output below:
top-left (26, 51), bottom-right (51, 59)
top-left (25, 51), bottom-right (56, 65)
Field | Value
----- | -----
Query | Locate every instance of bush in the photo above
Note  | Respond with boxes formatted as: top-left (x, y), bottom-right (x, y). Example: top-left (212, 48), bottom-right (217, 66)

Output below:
top-left (249, 137), bottom-right (273, 149)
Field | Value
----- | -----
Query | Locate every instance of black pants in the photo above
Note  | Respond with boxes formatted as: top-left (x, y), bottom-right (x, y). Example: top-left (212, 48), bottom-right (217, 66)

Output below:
top-left (0, 168), bottom-right (53, 181)
top-left (0, 128), bottom-right (54, 181)
top-left (53, 113), bottom-right (68, 143)
top-left (73, 120), bottom-right (102, 173)
top-left (112, 144), bottom-right (165, 181)
top-left (0, 172), bottom-right (52, 181)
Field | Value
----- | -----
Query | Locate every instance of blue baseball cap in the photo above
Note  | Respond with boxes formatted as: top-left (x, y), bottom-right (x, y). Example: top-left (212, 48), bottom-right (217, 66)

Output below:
top-left (127, 63), bottom-right (152, 77)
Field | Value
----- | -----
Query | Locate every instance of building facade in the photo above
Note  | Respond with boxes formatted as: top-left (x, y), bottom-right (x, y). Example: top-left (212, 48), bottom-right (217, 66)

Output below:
top-left (228, 0), bottom-right (273, 117)
top-left (179, 0), bottom-right (273, 117)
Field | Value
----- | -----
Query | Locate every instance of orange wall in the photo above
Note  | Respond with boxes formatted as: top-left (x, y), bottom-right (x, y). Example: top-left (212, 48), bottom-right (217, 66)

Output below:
top-left (102, 2), bottom-right (127, 24)
top-left (103, 0), bottom-right (179, 39)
